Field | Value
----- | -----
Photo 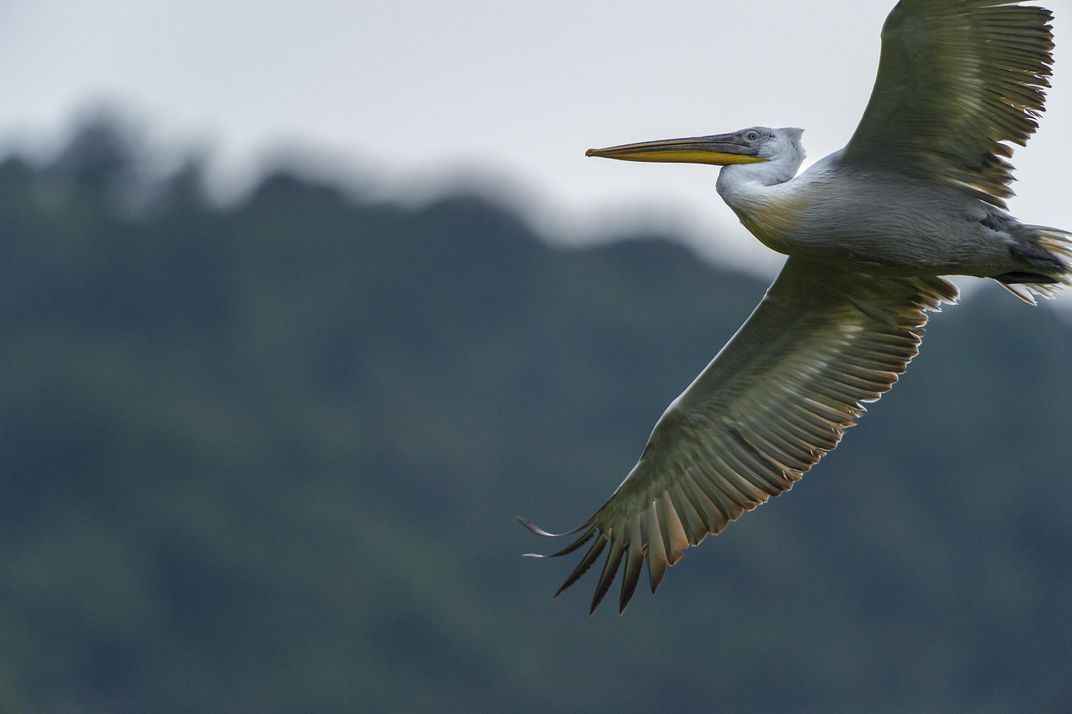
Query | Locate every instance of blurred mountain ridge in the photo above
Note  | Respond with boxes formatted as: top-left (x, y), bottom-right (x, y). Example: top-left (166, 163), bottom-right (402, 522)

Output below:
top-left (0, 117), bottom-right (1069, 713)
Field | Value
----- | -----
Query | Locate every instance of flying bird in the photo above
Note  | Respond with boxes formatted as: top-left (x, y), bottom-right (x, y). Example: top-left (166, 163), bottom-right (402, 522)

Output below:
top-left (521, 0), bottom-right (1070, 614)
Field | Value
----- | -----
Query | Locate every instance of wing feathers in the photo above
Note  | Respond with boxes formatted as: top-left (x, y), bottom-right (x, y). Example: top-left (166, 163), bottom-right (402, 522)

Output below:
top-left (589, 531), bottom-right (626, 614)
top-left (644, 506), bottom-right (668, 593)
top-left (843, 0), bottom-right (1054, 205)
top-left (619, 514), bottom-right (645, 614)
top-left (523, 259), bottom-right (958, 612)
top-left (690, 466), bottom-right (740, 522)
top-left (657, 492), bottom-right (689, 563)
top-left (555, 534), bottom-right (605, 598)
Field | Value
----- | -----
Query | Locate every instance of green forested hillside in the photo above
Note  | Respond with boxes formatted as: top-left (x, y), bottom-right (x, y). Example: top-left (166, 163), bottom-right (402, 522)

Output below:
top-left (0, 121), bottom-right (1070, 713)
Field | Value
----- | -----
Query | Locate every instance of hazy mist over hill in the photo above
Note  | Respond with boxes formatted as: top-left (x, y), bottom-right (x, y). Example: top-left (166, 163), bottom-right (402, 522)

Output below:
top-left (0, 115), bottom-right (1069, 713)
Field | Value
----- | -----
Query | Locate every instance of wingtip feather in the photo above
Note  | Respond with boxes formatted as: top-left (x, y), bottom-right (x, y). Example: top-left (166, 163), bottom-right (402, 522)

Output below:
top-left (516, 515), bottom-right (590, 538)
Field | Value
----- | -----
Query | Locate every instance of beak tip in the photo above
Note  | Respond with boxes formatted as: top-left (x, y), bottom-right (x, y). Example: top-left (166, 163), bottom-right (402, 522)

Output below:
top-left (585, 148), bottom-right (596, 157)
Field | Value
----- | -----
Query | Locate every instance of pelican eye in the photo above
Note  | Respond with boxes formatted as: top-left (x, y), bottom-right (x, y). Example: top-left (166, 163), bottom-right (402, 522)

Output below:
top-left (745, 131), bottom-right (760, 142)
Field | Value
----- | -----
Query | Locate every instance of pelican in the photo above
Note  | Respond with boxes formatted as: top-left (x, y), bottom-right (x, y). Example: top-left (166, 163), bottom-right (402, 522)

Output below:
top-left (521, 0), bottom-right (1070, 614)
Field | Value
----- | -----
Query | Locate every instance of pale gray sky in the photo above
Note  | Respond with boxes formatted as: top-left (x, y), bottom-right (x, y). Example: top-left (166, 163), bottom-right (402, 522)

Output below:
top-left (1, 0), bottom-right (1069, 276)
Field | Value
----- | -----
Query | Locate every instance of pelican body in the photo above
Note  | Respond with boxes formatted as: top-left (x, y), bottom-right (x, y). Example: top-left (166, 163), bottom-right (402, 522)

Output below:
top-left (523, 0), bottom-right (1070, 614)
top-left (786, 143), bottom-right (1055, 279)
top-left (591, 129), bottom-right (1067, 290)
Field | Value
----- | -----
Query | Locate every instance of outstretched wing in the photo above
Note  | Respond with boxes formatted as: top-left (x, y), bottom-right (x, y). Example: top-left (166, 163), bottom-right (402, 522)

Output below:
top-left (522, 259), bottom-right (958, 614)
top-left (841, 0), bottom-right (1055, 207)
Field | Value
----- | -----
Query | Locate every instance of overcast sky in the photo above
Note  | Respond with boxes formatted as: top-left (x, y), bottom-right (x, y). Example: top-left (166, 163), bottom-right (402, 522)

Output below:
top-left (1, 0), bottom-right (1069, 276)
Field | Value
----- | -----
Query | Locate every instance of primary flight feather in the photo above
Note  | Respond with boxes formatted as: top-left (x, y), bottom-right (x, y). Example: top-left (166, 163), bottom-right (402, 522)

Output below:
top-left (521, 0), bottom-right (1070, 614)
